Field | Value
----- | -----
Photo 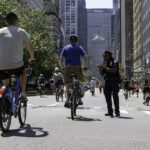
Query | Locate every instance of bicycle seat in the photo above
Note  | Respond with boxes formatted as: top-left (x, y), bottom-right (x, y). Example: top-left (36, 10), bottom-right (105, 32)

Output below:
top-left (70, 74), bottom-right (77, 78)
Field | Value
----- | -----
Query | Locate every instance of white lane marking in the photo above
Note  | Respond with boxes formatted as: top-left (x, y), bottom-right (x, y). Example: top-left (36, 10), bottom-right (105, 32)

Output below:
top-left (143, 111), bottom-right (150, 115)
top-left (27, 103), bottom-right (33, 106)
top-left (46, 102), bottom-right (60, 107)
top-left (120, 110), bottom-right (128, 114)
top-left (92, 107), bottom-right (101, 109)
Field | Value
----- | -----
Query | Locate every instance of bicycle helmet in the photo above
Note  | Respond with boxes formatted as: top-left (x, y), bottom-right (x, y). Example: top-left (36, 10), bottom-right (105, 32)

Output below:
top-left (55, 67), bottom-right (59, 72)
top-left (92, 77), bottom-right (95, 80)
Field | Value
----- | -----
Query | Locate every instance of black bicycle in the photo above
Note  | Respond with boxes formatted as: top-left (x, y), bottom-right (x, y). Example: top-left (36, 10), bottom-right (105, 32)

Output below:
top-left (68, 74), bottom-right (82, 120)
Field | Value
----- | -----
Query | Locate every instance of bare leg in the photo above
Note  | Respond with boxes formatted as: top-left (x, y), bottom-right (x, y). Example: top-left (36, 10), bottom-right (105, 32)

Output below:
top-left (20, 70), bottom-right (27, 96)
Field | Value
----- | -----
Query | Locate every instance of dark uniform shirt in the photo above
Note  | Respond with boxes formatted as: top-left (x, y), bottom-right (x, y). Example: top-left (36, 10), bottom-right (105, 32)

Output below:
top-left (100, 59), bottom-right (120, 83)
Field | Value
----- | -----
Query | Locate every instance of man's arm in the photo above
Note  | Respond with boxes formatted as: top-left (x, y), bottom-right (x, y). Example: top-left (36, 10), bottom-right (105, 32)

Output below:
top-left (59, 56), bottom-right (65, 68)
top-left (26, 42), bottom-right (36, 62)
top-left (82, 54), bottom-right (88, 68)
top-left (97, 62), bottom-right (118, 74)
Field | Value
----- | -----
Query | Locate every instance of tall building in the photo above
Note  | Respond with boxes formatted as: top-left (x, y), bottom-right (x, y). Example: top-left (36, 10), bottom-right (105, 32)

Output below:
top-left (141, 0), bottom-right (150, 79)
top-left (133, 0), bottom-right (142, 79)
top-left (59, 0), bottom-right (87, 48)
top-left (87, 9), bottom-right (113, 78)
top-left (121, 0), bottom-right (133, 79)
top-left (78, 0), bottom-right (87, 50)
top-left (111, 0), bottom-right (121, 61)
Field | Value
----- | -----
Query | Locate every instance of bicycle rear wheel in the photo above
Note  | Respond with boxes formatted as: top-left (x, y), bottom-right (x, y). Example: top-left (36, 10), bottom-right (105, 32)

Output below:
top-left (56, 90), bottom-right (59, 102)
top-left (18, 99), bottom-right (27, 126)
top-left (0, 97), bottom-right (12, 133)
top-left (70, 93), bottom-right (76, 120)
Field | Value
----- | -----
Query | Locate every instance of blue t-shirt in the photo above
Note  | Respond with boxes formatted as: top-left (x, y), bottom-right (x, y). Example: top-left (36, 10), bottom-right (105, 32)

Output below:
top-left (61, 44), bottom-right (85, 65)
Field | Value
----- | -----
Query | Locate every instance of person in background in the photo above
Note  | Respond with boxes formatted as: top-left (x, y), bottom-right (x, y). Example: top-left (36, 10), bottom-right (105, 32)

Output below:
top-left (90, 77), bottom-right (97, 96)
top-left (52, 67), bottom-right (64, 91)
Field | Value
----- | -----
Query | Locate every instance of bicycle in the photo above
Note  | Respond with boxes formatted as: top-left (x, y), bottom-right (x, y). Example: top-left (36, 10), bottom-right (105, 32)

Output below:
top-left (0, 67), bottom-right (32, 133)
top-left (68, 74), bottom-right (82, 120)
top-left (55, 84), bottom-right (64, 102)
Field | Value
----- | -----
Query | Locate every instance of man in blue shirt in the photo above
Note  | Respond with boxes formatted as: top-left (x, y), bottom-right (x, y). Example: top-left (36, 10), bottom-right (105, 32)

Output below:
top-left (60, 35), bottom-right (88, 108)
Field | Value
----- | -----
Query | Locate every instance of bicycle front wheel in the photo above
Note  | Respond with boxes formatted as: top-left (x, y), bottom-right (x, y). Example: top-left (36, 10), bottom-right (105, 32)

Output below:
top-left (0, 97), bottom-right (12, 133)
top-left (18, 100), bottom-right (27, 126)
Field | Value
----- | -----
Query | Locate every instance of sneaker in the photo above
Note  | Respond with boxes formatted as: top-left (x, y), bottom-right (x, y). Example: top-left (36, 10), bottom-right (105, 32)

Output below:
top-left (116, 113), bottom-right (120, 117)
top-left (64, 101), bottom-right (70, 108)
top-left (105, 113), bottom-right (113, 117)
top-left (78, 99), bottom-right (83, 105)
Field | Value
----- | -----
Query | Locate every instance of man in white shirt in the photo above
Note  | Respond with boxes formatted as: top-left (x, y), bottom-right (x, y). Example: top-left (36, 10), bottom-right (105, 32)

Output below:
top-left (0, 12), bottom-right (35, 99)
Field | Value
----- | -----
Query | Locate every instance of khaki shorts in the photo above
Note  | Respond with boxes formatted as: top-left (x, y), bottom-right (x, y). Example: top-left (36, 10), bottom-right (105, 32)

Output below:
top-left (64, 65), bottom-right (83, 84)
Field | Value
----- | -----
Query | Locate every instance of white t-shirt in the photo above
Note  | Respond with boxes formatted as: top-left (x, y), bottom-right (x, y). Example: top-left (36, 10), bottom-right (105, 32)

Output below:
top-left (53, 72), bottom-right (63, 82)
top-left (90, 80), bottom-right (97, 88)
top-left (0, 26), bottom-right (30, 70)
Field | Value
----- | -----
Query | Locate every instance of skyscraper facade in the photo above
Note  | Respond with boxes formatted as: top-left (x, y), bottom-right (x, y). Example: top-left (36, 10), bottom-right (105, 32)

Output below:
top-left (59, 0), bottom-right (87, 48)
top-left (87, 9), bottom-right (113, 78)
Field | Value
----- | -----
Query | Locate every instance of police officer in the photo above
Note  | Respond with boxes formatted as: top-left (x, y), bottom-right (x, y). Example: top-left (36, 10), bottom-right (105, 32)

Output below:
top-left (97, 51), bottom-right (120, 117)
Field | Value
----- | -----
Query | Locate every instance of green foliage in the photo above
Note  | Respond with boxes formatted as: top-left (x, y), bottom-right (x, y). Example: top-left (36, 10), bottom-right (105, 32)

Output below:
top-left (119, 64), bottom-right (125, 77)
top-left (0, 0), bottom-right (57, 78)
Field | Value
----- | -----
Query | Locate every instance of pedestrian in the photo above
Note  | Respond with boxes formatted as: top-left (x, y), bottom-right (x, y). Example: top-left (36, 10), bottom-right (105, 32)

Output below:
top-left (90, 77), bottom-right (96, 96)
top-left (98, 81), bottom-right (103, 93)
top-left (96, 51), bottom-right (120, 117)
top-left (134, 83), bottom-right (140, 98)
top-left (59, 34), bottom-right (88, 108)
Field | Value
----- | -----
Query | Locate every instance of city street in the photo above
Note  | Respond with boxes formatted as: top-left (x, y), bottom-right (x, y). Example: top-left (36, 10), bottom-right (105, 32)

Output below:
top-left (0, 89), bottom-right (150, 150)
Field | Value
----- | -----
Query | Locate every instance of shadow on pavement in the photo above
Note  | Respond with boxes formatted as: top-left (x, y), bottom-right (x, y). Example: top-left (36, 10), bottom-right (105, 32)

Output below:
top-left (1, 124), bottom-right (49, 137)
top-left (67, 116), bottom-right (102, 122)
top-left (117, 116), bottom-right (134, 119)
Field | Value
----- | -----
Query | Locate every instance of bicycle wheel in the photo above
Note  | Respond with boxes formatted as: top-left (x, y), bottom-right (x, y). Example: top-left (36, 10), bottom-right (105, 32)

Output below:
top-left (56, 89), bottom-right (59, 102)
top-left (0, 97), bottom-right (12, 133)
top-left (18, 99), bottom-right (27, 126)
top-left (70, 92), bottom-right (76, 120)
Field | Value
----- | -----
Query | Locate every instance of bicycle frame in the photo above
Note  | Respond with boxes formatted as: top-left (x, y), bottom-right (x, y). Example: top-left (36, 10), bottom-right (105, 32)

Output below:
top-left (5, 74), bottom-right (21, 115)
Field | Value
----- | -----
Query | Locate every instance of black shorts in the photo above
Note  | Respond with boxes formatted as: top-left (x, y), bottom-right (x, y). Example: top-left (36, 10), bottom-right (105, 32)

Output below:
top-left (0, 66), bottom-right (25, 80)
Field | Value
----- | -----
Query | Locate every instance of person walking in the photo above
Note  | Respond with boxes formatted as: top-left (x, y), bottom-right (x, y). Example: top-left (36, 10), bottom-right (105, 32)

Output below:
top-left (90, 77), bottom-right (96, 96)
top-left (97, 51), bottom-right (120, 117)
top-left (59, 34), bottom-right (88, 108)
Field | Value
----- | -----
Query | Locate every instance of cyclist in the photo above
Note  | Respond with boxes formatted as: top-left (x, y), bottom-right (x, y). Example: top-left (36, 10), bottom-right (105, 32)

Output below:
top-left (0, 12), bottom-right (35, 100)
top-left (90, 77), bottom-right (97, 96)
top-left (52, 67), bottom-right (64, 92)
top-left (60, 34), bottom-right (88, 108)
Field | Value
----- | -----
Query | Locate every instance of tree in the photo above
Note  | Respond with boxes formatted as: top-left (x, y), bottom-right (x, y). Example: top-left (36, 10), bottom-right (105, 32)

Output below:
top-left (0, 0), bottom-right (57, 78)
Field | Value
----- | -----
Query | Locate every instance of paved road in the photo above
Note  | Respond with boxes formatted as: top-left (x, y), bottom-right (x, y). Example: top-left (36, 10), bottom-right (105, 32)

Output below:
top-left (0, 89), bottom-right (150, 150)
